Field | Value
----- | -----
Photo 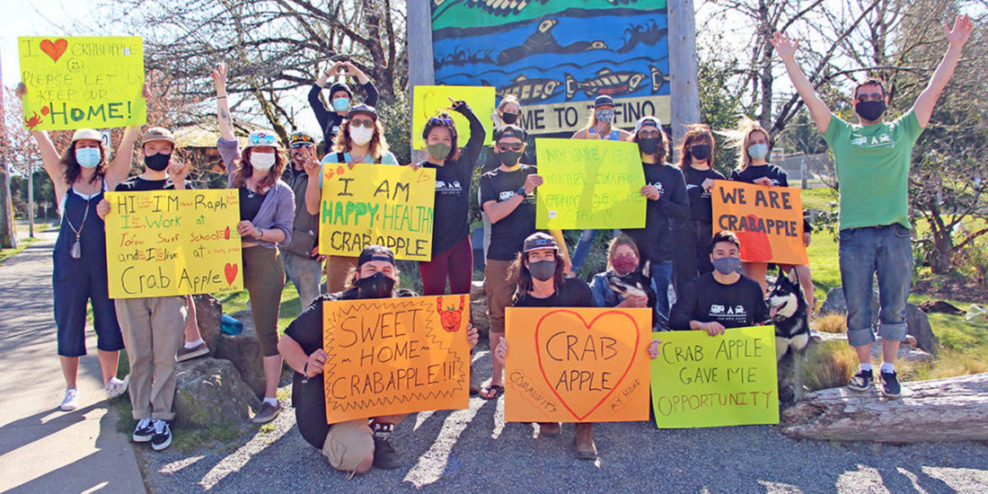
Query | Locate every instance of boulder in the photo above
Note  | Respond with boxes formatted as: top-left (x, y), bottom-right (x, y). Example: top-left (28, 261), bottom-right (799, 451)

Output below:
top-left (917, 300), bottom-right (964, 315)
top-left (192, 294), bottom-right (222, 352)
top-left (173, 357), bottom-right (260, 428)
top-left (471, 280), bottom-right (485, 300)
top-left (817, 288), bottom-right (940, 357)
top-left (215, 310), bottom-right (266, 399)
top-left (812, 331), bottom-right (933, 364)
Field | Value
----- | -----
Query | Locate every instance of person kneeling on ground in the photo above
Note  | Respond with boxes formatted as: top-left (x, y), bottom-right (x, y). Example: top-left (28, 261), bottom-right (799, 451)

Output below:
top-left (278, 245), bottom-right (480, 475)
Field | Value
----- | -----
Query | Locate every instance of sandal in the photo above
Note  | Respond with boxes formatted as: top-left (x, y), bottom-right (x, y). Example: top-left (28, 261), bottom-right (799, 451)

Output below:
top-left (480, 384), bottom-right (503, 400)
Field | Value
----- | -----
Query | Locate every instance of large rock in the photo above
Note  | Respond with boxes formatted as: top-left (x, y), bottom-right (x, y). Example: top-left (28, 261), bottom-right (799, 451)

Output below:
top-left (173, 357), bottom-right (260, 428)
top-left (813, 331), bottom-right (933, 364)
top-left (470, 280), bottom-right (485, 300)
top-left (215, 310), bottom-right (266, 399)
top-left (192, 294), bottom-right (222, 352)
top-left (818, 288), bottom-right (940, 357)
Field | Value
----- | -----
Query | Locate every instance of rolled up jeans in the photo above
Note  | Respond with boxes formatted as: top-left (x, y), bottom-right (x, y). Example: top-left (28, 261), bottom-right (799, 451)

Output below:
top-left (838, 224), bottom-right (912, 347)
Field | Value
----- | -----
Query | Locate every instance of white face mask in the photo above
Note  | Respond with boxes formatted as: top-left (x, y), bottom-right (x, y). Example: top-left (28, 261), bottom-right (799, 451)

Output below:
top-left (251, 151), bottom-right (276, 171)
top-left (349, 126), bottom-right (374, 146)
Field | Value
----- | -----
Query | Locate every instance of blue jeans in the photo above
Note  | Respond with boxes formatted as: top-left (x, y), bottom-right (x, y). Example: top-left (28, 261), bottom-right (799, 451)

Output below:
top-left (838, 225), bottom-right (912, 347)
top-left (571, 229), bottom-right (620, 274)
top-left (650, 260), bottom-right (673, 323)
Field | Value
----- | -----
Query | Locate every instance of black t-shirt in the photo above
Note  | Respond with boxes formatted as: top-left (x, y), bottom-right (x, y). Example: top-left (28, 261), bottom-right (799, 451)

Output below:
top-left (683, 166), bottom-right (725, 223)
top-left (513, 278), bottom-right (596, 308)
top-left (114, 176), bottom-right (176, 192)
top-left (307, 81), bottom-right (379, 146)
top-left (730, 164), bottom-right (789, 187)
top-left (669, 273), bottom-right (768, 330)
top-left (621, 163), bottom-right (689, 263)
top-left (479, 164), bottom-right (538, 261)
top-left (419, 104), bottom-right (486, 256)
top-left (239, 187), bottom-right (266, 222)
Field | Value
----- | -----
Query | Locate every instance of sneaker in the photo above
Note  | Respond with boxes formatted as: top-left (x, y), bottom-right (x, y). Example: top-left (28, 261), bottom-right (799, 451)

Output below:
top-left (151, 420), bottom-right (172, 451)
top-left (880, 371), bottom-right (901, 398)
top-left (105, 376), bottom-right (130, 399)
top-left (538, 422), bottom-right (561, 437)
top-left (251, 401), bottom-right (280, 424)
top-left (574, 423), bottom-right (597, 460)
top-left (177, 342), bottom-right (210, 363)
top-left (372, 429), bottom-right (401, 469)
top-left (847, 370), bottom-right (873, 392)
top-left (133, 418), bottom-right (155, 443)
top-left (60, 388), bottom-right (80, 411)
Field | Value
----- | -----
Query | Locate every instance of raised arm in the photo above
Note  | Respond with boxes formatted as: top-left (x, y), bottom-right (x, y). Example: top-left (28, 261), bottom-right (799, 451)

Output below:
top-left (912, 14), bottom-right (973, 128)
top-left (17, 83), bottom-right (65, 189)
top-left (104, 125), bottom-right (140, 188)
top-left (772, 32), bottom-right (831, 134)
top-left (212, 63), bottom-right (235, 142)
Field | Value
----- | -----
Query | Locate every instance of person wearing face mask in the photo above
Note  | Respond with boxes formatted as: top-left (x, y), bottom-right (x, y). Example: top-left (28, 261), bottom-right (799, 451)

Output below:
top-left (589, 235), bottom-right (651, 309)
top-left (669, 231), bottom-right (768, 334)
top-left (276, 131), bottom-right (326, 309)
top-left (278, 245), bottom-right (481, 475)
top-left (569, 95), bottom-right (635, 275)
top-left (676, 124), bottom-right (725, 284)
top-left (773, 16), bottom-right (973, 398)
top-left (303, 104), bottom-right (398, 293)
top-left (308, 60), bottom-right (378, 146)
top-left (622, 116), bottom-right (688, 324)
top-left (477, 126), bottom-right (570, 400)
top-left (214, 63), bottom-right (297, 424)
top-left (16, 83), bottom-right (144, 412)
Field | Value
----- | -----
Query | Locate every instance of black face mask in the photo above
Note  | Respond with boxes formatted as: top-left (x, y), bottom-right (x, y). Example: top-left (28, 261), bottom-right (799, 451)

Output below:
top-left (501, 112), bottom-right (519, 125)
top-left (855, 100), bottom-right (887, 122)
top-left (691, 144), bottom-right (711, 161)
top-left (498, 150), bottom-right (523, 167)
top-left (638, 137), bottom-right (660, 156)
top-left (356, 272), bottom-right (395, 299)
top-left (145, 153), bottom-right (171, 172)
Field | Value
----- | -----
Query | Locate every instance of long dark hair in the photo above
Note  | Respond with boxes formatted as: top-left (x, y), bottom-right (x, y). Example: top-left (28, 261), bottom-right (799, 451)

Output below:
top-left (677, 124), bottom-right (715, 169)
top-left (60, 140), bottom-right (109, 186)
top-left (632, 126), bottom-right (670, 164)
top-left (231, 148), bottom-right (287, 190)
top-left (421, 112), bottom-right (461, 162)
top-left (509, 250), bottom-right (567, 295)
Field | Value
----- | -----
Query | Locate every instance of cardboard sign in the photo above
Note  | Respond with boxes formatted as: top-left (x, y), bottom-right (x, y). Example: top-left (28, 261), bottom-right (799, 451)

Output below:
top-left (318, 163), bottom-right (436, 261)
top-left (711, 180), bottom-right (808, 265)
top-left (412, 85), bottom-right (495, 149)
top-left (504, 307), bottom-right (652, 423)
top-left (19, 36), bottom-right (146, 131)
top-left (322, 294), bottom-right (471, 423)
top-left (104, 190), bottom-right (243, 298)
top-left (534, 138), bottom-right (646, 229)
top-left (650, 326), bottom-right (779, 428)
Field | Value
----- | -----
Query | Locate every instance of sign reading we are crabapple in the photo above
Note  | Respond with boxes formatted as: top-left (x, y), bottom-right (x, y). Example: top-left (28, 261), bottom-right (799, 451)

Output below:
top-left (18, 36), bottom-right (146, 131)
top-left (322, 295), bottom-right (471, 423)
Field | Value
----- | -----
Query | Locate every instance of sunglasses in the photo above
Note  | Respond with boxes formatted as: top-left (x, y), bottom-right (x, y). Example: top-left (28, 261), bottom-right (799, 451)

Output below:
top-left (638, 130), bottom-right (661, 138)
top-left (497, 142), bottom-right (524, 152)
top-left (350, 118), bottom-right (375, 129)
top-left (428, 116), bottom-right (454, 125)
top-left (250, 133), bottom-right (277, 145)
top-left (290, 133), bottom-right (313, 144)
top-left (856, 92), bottom-right (884, 103)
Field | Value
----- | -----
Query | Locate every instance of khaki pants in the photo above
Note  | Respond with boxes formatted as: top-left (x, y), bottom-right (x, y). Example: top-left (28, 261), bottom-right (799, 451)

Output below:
top-left (326, 255), bottom-right (358, 294)
top-left (243, 246), bottom-right (286, 357)
top-left (115, 296), bottom-right (187, 421)
top-left (484, 259), bottom-right (515, 336)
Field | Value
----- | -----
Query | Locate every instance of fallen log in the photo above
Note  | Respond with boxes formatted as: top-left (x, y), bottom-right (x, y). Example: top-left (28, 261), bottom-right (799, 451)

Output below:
top-left (781, 373), bottom-right (988, 443)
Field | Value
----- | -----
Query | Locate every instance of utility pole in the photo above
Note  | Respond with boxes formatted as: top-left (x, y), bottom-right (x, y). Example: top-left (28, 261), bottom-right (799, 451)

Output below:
top-left (406, 1), bottom-right (435, 163)
top-left (668, 0), bottom-right (701, 159)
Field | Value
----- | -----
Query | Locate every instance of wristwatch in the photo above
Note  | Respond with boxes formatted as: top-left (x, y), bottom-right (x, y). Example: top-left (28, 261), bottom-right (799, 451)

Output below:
top-left (516, 187), bottom-right (527, 198)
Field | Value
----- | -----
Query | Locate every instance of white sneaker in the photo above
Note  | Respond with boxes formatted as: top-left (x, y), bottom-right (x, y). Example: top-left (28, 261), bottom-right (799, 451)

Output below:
top-left (60, 388), bottom-right (80, 411)
top-left (105, 375), bottom-right (130, 399)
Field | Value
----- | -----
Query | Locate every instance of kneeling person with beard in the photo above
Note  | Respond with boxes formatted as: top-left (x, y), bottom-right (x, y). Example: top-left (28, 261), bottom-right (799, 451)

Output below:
top-left (278, 245), bottom-right (480, 475)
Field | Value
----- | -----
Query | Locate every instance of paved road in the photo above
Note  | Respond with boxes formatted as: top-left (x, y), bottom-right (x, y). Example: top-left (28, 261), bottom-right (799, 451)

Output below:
top-left (0, 232), bottom-right (146, 494)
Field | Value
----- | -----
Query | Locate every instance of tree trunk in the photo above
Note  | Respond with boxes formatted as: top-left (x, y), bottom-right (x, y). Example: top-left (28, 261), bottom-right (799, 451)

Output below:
top-left (781, 373), bottom-right (988, 443)
top-left (930, 229), bottom-right (954, 274)
top-left (0, 162), bottom-right (16, 249)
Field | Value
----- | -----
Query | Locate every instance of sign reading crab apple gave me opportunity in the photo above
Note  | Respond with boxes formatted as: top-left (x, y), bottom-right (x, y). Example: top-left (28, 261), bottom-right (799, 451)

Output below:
top-left (322, 295), bottom-right (471, 423)
top-left (19, 36), bottom-right (146, 131)
top-left (504, 307), bottom-right (652, 423)
top-left (104, 190), bottom-right (243, 299)
top-left (710, 180), bottom-right (808, 265)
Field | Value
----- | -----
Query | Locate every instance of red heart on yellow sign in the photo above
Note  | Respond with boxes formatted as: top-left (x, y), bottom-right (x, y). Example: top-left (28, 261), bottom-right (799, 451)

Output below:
top-left (40, 39), bottom-right (68, 63)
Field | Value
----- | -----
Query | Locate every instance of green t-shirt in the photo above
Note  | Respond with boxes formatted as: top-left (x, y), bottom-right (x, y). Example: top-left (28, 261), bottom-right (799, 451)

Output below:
top-left (823, 110), bottom-right (923, 230)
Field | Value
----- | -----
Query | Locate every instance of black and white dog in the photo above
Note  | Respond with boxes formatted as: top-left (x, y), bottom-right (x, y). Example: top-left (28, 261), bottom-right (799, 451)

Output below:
top-left (605, 261), bottom-right (662, 328)
top-left (767, 266), bottom-right (812, 403)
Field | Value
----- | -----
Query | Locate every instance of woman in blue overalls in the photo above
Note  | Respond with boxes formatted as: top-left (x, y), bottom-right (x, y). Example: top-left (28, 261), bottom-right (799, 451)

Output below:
top-left (20, 83), bottom-right (142, 411)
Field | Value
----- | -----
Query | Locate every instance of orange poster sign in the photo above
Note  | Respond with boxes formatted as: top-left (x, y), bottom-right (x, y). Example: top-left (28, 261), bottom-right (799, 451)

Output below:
top-left (711, 180), bottom-right (808, 265)
top-left (504, 307), bottom-right (652, 423)
top-left (322, 295), bottom-right (471, 423)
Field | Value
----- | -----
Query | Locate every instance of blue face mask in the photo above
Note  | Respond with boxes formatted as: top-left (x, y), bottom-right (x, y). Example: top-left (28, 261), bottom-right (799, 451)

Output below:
top-left (332, 97), bottom-right (350, 112)
top-left (75, 147), bottom-right (101, 168)
top-left (748, 143), bottom-right (769, 160)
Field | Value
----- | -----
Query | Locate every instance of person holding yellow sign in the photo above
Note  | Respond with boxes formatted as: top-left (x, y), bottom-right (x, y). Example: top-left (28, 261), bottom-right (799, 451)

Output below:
top-left (213, 62), bottom-right (297, 424)
top-left (17, 82), bottom-right (145, 412)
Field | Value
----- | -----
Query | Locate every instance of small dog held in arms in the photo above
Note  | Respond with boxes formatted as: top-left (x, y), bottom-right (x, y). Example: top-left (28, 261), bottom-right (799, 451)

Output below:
top-left (606, 261), bottom-right (661, 328)
top-left (768, 266), bottom-right (812, 404)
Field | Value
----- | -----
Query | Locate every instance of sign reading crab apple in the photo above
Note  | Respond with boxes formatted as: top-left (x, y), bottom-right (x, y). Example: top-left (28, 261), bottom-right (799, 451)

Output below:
top-left (18, 36), bottom-right (146, 131)
top-left (322, 295), bottom-right (471, 423)
top-left (504, 307), bottom-right (652, 423)
top-left (650, 326), bottom-right (779, 428)
top-left (103, 190), bottom-right (243, 298)
top-left (710, 180), bottom-right (808, 265)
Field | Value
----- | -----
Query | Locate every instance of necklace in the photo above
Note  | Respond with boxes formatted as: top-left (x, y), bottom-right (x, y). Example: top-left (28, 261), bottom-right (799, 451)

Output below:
top-left (65, 180), bottom-right (99, 259)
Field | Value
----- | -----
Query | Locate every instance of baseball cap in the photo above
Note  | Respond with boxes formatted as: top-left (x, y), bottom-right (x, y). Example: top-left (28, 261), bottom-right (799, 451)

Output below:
top-left (321, 420), bottom-right (373, 472)
top-left (141, 127), bottom-right (175, 146)
top-left (357, 245), bottom-right (395, 267)
top-left (593, 95), bottom-right (615, 108)
top-left (70, 129), bottom-right (102, 143)
top-left (328, 82), bottom-right (353, 99)
top-left (634, 116), bottom-right (663, 134)
top-left (523, 232), bottom-right (558, 253)
top-left (346, 104), bottom-right (378, 122)
top-left (289, 131), bottom-right (315, 149)
top-left (494, 125), bottom-right (527, 142)
top-left (245, 130), bottom-right (280, 149)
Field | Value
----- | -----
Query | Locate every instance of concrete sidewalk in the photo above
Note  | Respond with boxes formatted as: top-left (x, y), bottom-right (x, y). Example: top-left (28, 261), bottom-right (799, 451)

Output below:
top-left (0, 233), bottom-right (146, 494)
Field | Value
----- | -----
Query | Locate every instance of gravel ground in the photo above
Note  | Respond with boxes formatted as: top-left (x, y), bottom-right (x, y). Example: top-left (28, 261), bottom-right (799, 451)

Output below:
top-left (136, 347), bottom-right (988, 494)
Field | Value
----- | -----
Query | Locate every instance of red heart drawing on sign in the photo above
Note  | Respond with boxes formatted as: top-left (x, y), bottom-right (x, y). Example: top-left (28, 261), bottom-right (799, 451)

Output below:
top-left (224, 226), bottom-right (231, 240)
top-left (534, 310), bottom-right (640, 421)
top-left (40, 39), bottom-right (68, 63)
top-left (224, 263), bottom-right (238, 285)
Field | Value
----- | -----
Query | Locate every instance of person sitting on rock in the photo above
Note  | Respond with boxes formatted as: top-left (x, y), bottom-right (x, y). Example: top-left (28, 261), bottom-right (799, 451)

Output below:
top-left (278, 245), bottom-right (480, 475)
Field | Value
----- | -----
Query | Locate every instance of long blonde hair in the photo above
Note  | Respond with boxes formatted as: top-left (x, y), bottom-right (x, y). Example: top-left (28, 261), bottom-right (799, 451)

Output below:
top-left (720, 116), bottom-right (771, 173)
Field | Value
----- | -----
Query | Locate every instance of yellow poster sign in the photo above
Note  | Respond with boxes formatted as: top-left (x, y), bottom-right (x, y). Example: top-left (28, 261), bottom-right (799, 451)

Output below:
top-left (104, 190), bottom-right (243, 298)
top-left (323, 294), bottom-right (471, 423)
top-left (18, 36), bottom-right (146, 131)
top-left (650, 326), bottom-right (779, 428)
top-left (534, 138), bottom-right (647, 229)
top-left (412, 85), bottom-right (495, 149)
top-left (505, 307), bottom-right (652, 423)
top-left (318, 163), bottom-right (436, 261)
top-left (711, 180), bottom-right (808, 265)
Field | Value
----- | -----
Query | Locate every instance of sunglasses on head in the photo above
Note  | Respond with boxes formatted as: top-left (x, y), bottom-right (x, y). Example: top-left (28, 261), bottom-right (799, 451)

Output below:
top-left (497, 142), bottom-right (524, 152)
top-left (350, 118), bottom-right (375, 129)
top-left (428, 116), bottom-right (454, 125)
top-left (250, 133), bottom-right (277, 145)
top-left (856, 92), bottom-right (884, 103)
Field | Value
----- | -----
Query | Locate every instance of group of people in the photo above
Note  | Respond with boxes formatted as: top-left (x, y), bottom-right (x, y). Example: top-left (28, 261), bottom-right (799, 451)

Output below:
top-left (22, 14), bottom-right (971, 474)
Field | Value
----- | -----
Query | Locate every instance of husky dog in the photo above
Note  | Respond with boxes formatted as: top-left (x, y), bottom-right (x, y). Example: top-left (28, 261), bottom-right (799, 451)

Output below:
top-left (768, 266), bottom-right (812, 403)
top-left (606, 261), bottom-right (662, 328)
